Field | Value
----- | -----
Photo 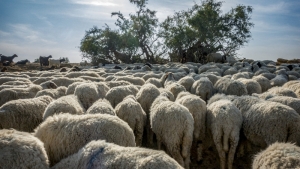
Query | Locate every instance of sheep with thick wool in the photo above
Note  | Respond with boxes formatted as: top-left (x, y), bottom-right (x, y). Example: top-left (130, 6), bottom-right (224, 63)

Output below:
top-left (270, 69), bottom-right (289, 87)
top-left (136, 84), bottom-right (161, 145)
top-left (176, 94), bottom-right (207, 161)
top-left (43, 95), bottom-right (85, 120)
top-left (0, 77), bottom-right (31, 85)
top-left (0, 96), bottom-right (53, 132)
top-left (52, 140), bottom-right (183, 169)
top-left (256, 86), bottom-right (297, 99)
top-left (105, 85), bottom-right (139, 107)
top-left (115, 95), bottom-right (146, 146)
top-left (74, 82), bottom-right (109, 110)
top-left (266, 96), bottom-right (300, 115)
top-left (150, 94), bottom-right (194, 169)
top-left (64, 71), bottom-right (101, 78)
top-left (252, 142), bottom-right (300, 169)
top-left (47, 77), bottom-right (85, 87)
top-left (0, 85), bottom-right (43, 106)
top-left (35, 86), bottom-right (67, 99)
top-left (191, 77), bottom-right (214, 102)
top-left (113, 76), bottom-right (145, 86)
top-left (252, 75), bottom-right (271, 92)
top-left (65, 81), bottom-right (86, 95)
top-left (0, 129), bottom-right (49, 169)
top-left (237, 78), bottom-right (262, 94)
top-left (34, 113), bottom-right (135, 166)
top-left (214, 78), bottom-right (248, 96)
top-left (206, 99), bottom-right (243, 169)
top-left (177, 76), bottom-right (195, 92)
top-left (105, 80), bottom-right (132, 88)
top-left (86, 99), bottom-right (115, 115)
top-left (242, 101), bottom-right (300, 148)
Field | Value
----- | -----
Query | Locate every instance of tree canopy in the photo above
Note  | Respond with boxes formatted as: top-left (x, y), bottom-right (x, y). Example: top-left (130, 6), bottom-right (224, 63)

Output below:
top-left (80, 0), bottom-right (254, 64)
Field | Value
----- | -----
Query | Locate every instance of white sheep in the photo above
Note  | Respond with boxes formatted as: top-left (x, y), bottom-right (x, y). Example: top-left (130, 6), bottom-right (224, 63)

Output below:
top-left (86, 99), bottom-right (116, 115)
top-left (266, 96), bottom-right (300, 115)
top-left (231, 72), bottom-right (251, 80)
top-left (252, 75), bottom-right (271, 92)
top-left (252, 142), bottom-right (300, 169)
top-left (65, 81), bottom-right (86, 95)
top-left (35, 86), bottom-right (67, 99)
top-left (49, 58), bottom-right (65, 68)
top-left (150, 94), bottom-right (194, 168)
top-left (256, 86), bottom-right (297, 99)
top-left (32, 77), bottom-right (54, 84)
top-left (47, 77), bottom-right (85, 87)
top-left (0, 129), bottom-right (49, 169)
top-left (176, 94), bottom-right (207, 161)
top-left (242, 101), bottom-right (300, 148)
top-left (0, 85), bottom-right (43, 106)
top-left (74, 82), bottom-right (109, 110)
top-left (34, 113), bottom-right (135, 166)
top-left (270, 69), bottom-right (289, 87)
top-left (136, 84), bottom-right (161, 145)
top-left (223, 67), bottom-right (238, 76)
top-left (177, 76), bottom-right (195, 92)
top-left (43, 95), bottom-right (85, 120)
top-left (52, 140), bottom-right (183, 169)
top-left (0, 96), bottom-right (53, 132)
top-left (206, 53), bottom-right (226, 63)
top-left (214, 78), bottom-right (248, 96)
top-left (237, 78), bottom-right (262, 94)
top-left (206, 99), bottom-right (243, 169)
top-left (115, 95), bottom-right (146, 146)
top-left (191, 77), bottom-right (214, 102)
top-left (105, 85), bottom-right (139, 107)
top-left (65, 71), bottom-right (100, 78)
top-left (145, 78), bottom-right (163, 88)
top-left (113, 76), bottom-right (145, 86)
top-left (105, 80), bottom-right (132, 88)
top-left (0, 76), bottom-right (31, 85)
top-left (142, 73), bottom-right (163, 81)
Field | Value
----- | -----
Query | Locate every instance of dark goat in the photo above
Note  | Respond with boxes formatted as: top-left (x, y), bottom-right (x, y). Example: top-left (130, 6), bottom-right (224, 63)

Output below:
top-left (286, 65), bottom-right (294, 71)
top-left (113, 65), bottom-right (122, 70)
top-left (1, 67), bottom-right (8, 72)
top-left (0, 54), bottom-right (18, 64)
top-left (144, 62), bottom-right (152, 68)
top-left (16, 59), bottom-right (30, 65)
top-left (39, 55), bottom-right (52, 67)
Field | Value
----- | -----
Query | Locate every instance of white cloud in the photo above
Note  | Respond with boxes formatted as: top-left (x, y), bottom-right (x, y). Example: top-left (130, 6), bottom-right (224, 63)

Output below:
top-left (0, 30), bottom-right (10, 37)
top-left (7, 24), bottom-right (56, 45)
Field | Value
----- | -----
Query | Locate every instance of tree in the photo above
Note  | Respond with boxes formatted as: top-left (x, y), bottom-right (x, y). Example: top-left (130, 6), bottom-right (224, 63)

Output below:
top-left (159, 0), bottom-right (254, 63)
top-left (112, 0), bottom-right (165, 63)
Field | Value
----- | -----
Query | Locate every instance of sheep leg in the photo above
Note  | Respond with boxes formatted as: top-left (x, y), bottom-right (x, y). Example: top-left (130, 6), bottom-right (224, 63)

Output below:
top-left (147, 124), bottom-right (154, 147)
top-left (169, 148), bottom-right (184, 168)
top-left (228, 130), bottom-right (239, 169)
top-left (156, 135), bottom-right (162, 150)
top-left (135, 121), bottom-right (144, 147)
top-left (214, 133), bottom-right (226, 169)
top-left (197, 142), bottom-right (203, 161)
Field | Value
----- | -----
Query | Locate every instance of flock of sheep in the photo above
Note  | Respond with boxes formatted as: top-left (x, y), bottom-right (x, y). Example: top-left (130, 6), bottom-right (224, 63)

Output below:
top-left (0, 56), bottom-right (300, 169)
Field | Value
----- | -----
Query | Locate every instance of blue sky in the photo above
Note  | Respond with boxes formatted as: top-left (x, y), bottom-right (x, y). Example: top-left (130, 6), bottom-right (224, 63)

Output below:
top-left (0, 0), bottom-right (299, 63)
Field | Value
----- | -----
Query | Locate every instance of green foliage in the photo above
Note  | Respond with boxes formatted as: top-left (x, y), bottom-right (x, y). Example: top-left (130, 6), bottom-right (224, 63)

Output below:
top-left (80, 0), bottom-right (254, 64)
top-left (159, 0), bottom-right (254, 62)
